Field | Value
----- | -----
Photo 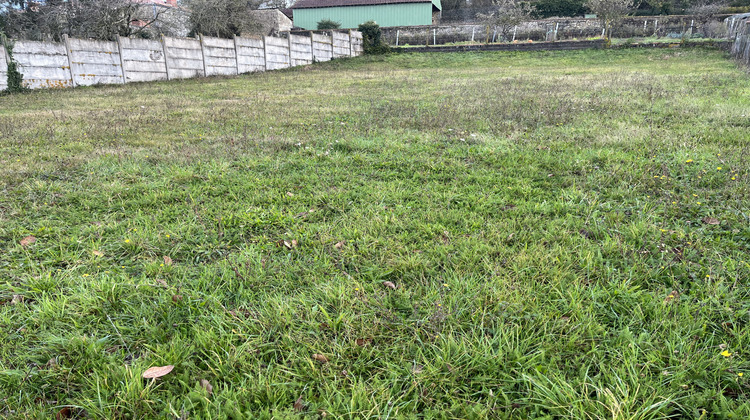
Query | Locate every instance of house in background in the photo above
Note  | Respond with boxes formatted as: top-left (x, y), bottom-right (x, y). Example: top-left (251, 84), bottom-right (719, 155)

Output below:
top-left (290, 0), bottom-right (442, 30)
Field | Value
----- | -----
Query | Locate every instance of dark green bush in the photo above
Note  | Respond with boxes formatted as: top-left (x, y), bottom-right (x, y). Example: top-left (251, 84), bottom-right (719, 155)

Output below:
top-left (2, 35), bottom-right (27, 94)
top-left (317, 19), bottom-right (341, 30)
top-left (357, 20), bottom-right (390, 54)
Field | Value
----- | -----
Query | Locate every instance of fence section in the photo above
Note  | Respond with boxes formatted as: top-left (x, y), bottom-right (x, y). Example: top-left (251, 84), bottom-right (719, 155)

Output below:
top-left (728, 13), bottom-right (750, 67)
top-left (236, 37), bottom-right (266, 73)
top-left (201, 36), bottom-right (238, 77)
top-left (119, 37), bottom-right (168, 83)
top-left (265, 35), bottom-right (291, 71)
top-left (12, 40), bottom-right (72, 89)
top-left (312, 32), bottom-right (333, 62)
top-left (289, 34), bottom-right (313, 67)
top-left (66, 37), bottom-right (124, 87)
top-left (0, 47), bottom-right (7, 91)
top-left (1, 30), bottom-right (363, 91)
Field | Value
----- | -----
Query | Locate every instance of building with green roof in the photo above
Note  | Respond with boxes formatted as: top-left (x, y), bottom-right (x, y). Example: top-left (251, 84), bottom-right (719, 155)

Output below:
top-left (290, 0), bottom-right (442, 30)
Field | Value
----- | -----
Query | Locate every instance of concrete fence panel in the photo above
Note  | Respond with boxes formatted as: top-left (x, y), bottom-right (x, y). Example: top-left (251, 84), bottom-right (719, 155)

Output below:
top-left (12, 40), bottom-right (72, 89)
top-left (119, 37), bottom-right (167, 83)
top-left (2, 31), bottom-right (363, 91)
top-left (265, 36), bottom-right (290, 70)
top-left (332, 31), bottom-right (351, 58)
top-left (289, 34), bottom-right (313, 67)
top-left (351, 32), bottom-right (364, 56)
top-left (67, 37), bottom-right (124, 86)
top-left (164, 36), bottom-right (204, 79)
top-left (727, 14), bottom-right (750, 67)
top-left (312, 32), bottom-right (333, 62)
top-left (0, 47), bottom-right (8, 91)
top-left (235, 36), bottom-right (266, 73)
top-left (201, 36), bottom-right (238, 76)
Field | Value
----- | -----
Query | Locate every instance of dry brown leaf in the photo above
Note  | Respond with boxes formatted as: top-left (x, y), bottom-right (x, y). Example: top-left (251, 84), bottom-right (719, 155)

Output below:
top-left (382, 281), bottom-right (396, 290)
top-left (412, 364), bottom-right (424, 374)
top-left (291, 239), bottom-right (298, 248)
top-left (200, 379), bottom-right (213, 396)
top-left (172, 294), bottom-right (183, 302)
top-left (334, 241), bottom-right (345, 250)
top-left (355, 338), bottom-right (372, 347)
top-left (663, 290), bottom-right (679, 304)
top-left (283, 240), bottom-right (293, 249)
top-left (286, 192), bottom-right (294, 197)
top-left (56, 407), bottom-right (72, 420)
top-left (163, 255), bottom-right (173, 266)
top-left (312, 353), bottom-right (329, 363)
top-left (20, 235), bottom-right (36, 247)
top-left (142, 365), bottom-right (174, 379)
top-left (319, 409), bottom-right (328, 418)
top-left (47, 358), bottom-right (58, 368)
top-left (11, 294), bottom-right (24, 305)
top-left (92, 250), bottom-right (104, 257)
top-left (293, 395), bottom-right (305, 411)
top-left (702, 217), bottom-right (720, 225)
top-left (156, 278), bottom-right (168, 288)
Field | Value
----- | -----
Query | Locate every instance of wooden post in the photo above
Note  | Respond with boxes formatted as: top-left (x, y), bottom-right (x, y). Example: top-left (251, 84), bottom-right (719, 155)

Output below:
top-left (233, 35), bottom-right (241, 74)
top-left (161, 34), bottom-right (171, 80)
top-left (198, 34), bottom-right (208, 77)
top-left (116, 35), bottom-right (127, 84)
top-left (263, 35), bottom-right (270, 70)
top-left (62, 34), bottom-right (76, 88)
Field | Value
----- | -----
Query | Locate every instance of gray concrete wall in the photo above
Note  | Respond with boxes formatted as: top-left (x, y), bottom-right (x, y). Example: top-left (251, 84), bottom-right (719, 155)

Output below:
top-left (265, 35), bottom-right (290, 71)
top-left (289, 34), bottom-right (313, 67)
top-left (727, 14), bottom-right (750, 67)
top-left (119, 37), bottom-right (168, 83)
top-left (66, 37), bottom-right (124, 87)
top-left (0, 47), bottom-right (8, 91)
top-left (201, 36), bottom-right (238, 77)
top-left (312, 32), bottom-right (334, 62)
top-left (1, 30), bottom-right (362, 92)
top-left (12, 40), bottom-right (73, 89)
top-left (236, 36), bottom-right (266, 73)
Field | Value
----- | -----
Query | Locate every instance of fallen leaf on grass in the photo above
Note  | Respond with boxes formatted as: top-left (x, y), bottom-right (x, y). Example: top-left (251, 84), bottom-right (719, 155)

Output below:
top-left (293, 395), bottom-right (305, 411)
top-left (56, 407), bottom-right (72, 419)
top-left (20, 235), bottom-right (36, 247)
top-left (163, 255), bottom-right (173, 266)
top-left (286, 192), bottom-right (294, 197)
top-left (92, 250), bottom-right (104, 257)
top-left (11, 295), bottom-right (24, 305)
top-left (172, 294), bottom-right (183, 302)
top-left (312, 353), bottom-right (329, 363)
top-left (334, 241), bottom-right (345, 250)
top-left (156, 279), bottom-right (168, 288)
top-left (142, 365), bottom-right (174, 379)
top-left (382, 281), bottom-right (397, 290)
top-left (200, 379), bottom-right (213, 396)
top-left (702, 217), bottom-right (720, 225)
top-left (355, 338), bottom-right (372, 347)
top-left (280, 240), bottom-right (298, 250)
top-left (664, 290), bottom-right (679, 304)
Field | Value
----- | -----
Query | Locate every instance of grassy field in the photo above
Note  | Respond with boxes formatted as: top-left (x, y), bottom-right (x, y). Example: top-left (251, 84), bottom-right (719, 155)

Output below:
top-left (2, 47), bottom-right (750, 419)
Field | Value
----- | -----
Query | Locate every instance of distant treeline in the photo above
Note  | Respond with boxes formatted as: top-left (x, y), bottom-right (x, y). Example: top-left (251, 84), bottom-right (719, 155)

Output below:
top-left (441, 0), bottom-right (750, 21)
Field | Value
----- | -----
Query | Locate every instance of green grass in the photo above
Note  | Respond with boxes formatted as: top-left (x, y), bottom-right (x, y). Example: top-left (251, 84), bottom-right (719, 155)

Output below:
top-left (1, 48), bottom-right (750, 419)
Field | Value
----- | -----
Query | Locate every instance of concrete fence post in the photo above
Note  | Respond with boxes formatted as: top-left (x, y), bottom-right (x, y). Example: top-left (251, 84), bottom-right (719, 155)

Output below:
top-left (198, 34), bottom-right (208, 77)
top-left (263, 35), bottom-right (268, 71)
top-left (330, 31), bottom-right (335, 58)
top-left (116, 35), bottom-right (127, 84)
top-left (62, 34), bottom-right (76, 88)
top-left (310, 31), bottom-right (315, 61)
top-left (161, 35), bottom-right (171, 80)
top-left (233, 35), bottom-right (241, 74)
top-left (349, 29), bottom-right (354, 57)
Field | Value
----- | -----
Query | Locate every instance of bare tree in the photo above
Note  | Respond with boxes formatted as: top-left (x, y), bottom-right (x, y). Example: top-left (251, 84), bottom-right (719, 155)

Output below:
top-left (185, 0), bottom-right (261, 38)
top-left (1, 0), bottom-right (169, 41)
top-left (585, 0), bottom-right (635, 40)
top-left (476, 0), bottom-right (534, 42)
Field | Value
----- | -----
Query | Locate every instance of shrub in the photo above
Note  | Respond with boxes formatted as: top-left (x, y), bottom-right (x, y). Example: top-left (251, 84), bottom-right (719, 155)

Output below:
top-left (358, 20), bottom-right (390, 54)
top-left (2, 35), bottom-right (26, 94)
top-left (317, 19), bottom-right (341, 30)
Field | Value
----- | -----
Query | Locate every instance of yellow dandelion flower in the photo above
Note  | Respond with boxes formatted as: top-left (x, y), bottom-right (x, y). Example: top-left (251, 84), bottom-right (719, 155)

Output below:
top-left (721, 350), bottom-right (732, 357)
top-left (739, 373), bottom-right (744, 377)
top-left (124, 239), bottom-right (130, 243)
top-left (686, 159), bottom-right (693, 163)
top-left (717, 167), bottom-right (722, 171)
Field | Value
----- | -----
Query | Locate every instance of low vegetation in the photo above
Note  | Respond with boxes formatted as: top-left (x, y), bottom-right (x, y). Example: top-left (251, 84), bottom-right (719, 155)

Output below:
top-left (1, 48), bottom-right (749, 418)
